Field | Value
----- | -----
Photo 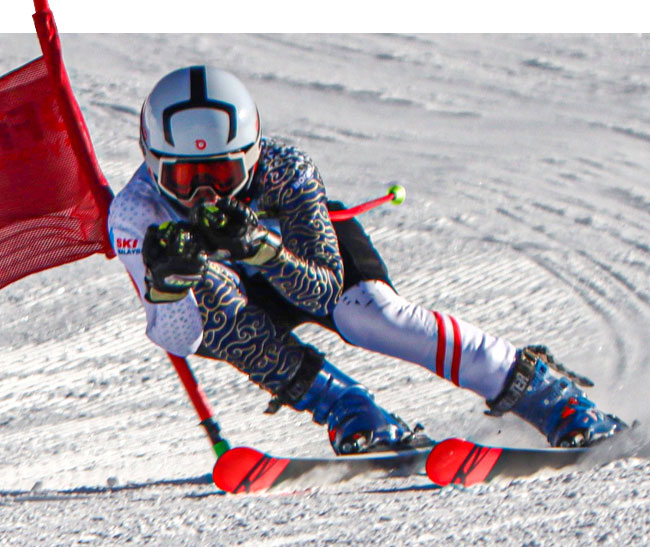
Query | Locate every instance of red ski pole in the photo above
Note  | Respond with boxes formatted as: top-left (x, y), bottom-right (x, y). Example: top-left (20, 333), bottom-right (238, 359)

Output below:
top-left (328, 184), bottom-right (406, 222)
top-left (128, 276), bottom-right (229, 458)
top-left (165, 353), bottom-right (230, 457)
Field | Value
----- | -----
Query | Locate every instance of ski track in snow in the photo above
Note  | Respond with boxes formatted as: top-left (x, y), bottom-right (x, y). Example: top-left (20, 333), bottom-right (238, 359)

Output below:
top-left (1, 33), bottom-right (649, 545)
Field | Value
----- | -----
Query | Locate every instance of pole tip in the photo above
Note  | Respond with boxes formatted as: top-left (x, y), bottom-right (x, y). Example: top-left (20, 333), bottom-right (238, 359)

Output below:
top-left (388, 184), bottom-right (406, 205)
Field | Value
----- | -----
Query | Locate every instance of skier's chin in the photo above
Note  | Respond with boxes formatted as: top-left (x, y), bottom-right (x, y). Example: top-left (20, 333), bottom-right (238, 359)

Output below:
top-left (182, 191), bottom-right (220, 209)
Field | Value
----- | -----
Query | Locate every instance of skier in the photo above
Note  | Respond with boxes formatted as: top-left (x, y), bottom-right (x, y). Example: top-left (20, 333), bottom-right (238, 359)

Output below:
top-left (108, 66), bottom-right (625, 455)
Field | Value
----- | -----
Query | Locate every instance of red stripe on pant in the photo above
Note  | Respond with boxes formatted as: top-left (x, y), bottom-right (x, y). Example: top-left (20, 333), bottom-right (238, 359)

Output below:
top-left (433, 311), bottom-right (462, 386)
top-left (433, 312), bottom-right (446, 378)
top-left (449, 315), bottom-right (462, 386)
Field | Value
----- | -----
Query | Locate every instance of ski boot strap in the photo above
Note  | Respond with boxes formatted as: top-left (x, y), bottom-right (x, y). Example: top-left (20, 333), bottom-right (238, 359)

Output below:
top-left (526, 345), bottom-right (594, 388)
top-left (264, 346), bottom-right (325, 415)
top-left (486, 346), bottom-right (538, 417)
top-left (486, 345), bottom-right (594, 417)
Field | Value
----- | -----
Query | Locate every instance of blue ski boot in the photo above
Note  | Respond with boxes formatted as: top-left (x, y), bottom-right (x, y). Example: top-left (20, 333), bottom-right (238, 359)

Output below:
top-left (487, 346), bottom-right (626, 447)
top-left (293, 362), bottom-right (418, 454)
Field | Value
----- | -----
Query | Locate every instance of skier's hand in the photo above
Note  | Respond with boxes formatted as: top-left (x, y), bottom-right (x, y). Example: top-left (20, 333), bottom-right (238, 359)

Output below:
top-left (192, 197), bottom-right (257, 241)
top-left (190, 198), bottom-right (281, 264)
top-left (142, 221), bottom-right (207, 303)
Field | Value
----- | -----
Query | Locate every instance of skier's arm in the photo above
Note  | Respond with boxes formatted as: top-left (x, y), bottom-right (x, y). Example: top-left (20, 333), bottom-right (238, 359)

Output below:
top-left (191, 149), bottom-right (343, 316)
top-left (108, 188), bottom-right (205, 357)
top-left (254, 170), bottom-right (344, 316)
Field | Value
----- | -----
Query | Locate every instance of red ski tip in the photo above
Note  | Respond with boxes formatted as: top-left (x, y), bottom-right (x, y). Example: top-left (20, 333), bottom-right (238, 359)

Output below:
top-left (212, 446), bottom-right (290, 494)
top-left (425, 438), bottom-right (502, 487)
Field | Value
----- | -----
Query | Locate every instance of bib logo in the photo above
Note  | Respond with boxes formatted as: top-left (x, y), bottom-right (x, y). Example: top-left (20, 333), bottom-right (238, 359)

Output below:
top-left (116, 238), bottom-right (140, 255)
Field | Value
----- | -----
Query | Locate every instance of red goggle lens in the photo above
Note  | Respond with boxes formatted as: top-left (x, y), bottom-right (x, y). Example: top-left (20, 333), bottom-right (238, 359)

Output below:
top-left (159, 157), bottom-right (246, 199)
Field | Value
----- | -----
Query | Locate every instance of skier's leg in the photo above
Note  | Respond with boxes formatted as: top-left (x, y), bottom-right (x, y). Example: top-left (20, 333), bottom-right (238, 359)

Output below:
top-left (329, 203), bottom-right (514, 400)
top-left (333, 281), bottom-right (626, 447)
top-left (194, 265), bottom-right (414, 454)
top-left (332, 279), bottom-right (515, 400)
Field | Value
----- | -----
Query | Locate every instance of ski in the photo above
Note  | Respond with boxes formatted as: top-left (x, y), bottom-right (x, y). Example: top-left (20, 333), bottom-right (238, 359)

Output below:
top-left (425, 437), bottom-right (587, 487)
top-left (212, 444), bottom-right (435, 494)
top-left (212, 437), bottom-right (595, 493)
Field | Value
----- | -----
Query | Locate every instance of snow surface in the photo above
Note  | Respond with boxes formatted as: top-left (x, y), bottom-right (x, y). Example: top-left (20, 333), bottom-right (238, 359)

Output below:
top-left (1, 33), bottom-right (649, 545)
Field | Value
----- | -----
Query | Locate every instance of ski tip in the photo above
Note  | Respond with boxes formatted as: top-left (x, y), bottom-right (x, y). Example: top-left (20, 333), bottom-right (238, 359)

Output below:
top-left (212, 446), bottom-right (289, 494)
top-left (425, 438), bottom-right (502, 487)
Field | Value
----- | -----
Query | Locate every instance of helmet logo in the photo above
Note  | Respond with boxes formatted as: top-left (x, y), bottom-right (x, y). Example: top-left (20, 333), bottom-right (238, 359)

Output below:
top-left (195, 139), bottom-right (207, 150)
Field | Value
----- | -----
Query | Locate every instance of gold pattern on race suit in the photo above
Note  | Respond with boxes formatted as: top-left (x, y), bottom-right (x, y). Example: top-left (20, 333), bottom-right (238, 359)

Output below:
top-left (252, 139), bottom-right (343, 316)
top-left (195, 264), bottom-right (313, 394)
top-left (195, 139), bottom-right (341, 392)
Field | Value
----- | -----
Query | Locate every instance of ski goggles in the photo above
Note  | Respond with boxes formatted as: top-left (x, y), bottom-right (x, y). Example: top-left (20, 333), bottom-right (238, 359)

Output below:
top-left (157, 142), bottom-right (260, 204)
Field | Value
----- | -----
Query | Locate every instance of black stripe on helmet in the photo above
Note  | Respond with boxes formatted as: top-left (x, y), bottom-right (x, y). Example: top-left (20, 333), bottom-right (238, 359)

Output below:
top-left (162, 66), bottom-right (237, 146)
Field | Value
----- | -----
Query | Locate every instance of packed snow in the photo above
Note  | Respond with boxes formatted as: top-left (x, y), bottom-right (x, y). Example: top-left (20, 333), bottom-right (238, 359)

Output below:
top-left (1, 33), bottom-right (649, 545)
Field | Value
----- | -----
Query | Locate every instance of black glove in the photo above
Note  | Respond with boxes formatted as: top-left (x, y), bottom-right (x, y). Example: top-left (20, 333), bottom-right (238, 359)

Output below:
top-left (190, 197), bottom-right (282, 265)
top-left (142, 221), bottom-right (207, 303)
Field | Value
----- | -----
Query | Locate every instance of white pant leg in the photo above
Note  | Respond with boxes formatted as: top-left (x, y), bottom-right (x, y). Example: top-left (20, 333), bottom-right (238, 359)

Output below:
top-left (332, 280), bottom-right (516, 401)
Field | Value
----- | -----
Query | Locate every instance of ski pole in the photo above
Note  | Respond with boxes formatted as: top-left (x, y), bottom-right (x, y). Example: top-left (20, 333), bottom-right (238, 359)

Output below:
top-left (165, 353), bottom-right (230, 458)
top-left (128, 276), bottom-right (229, 458)
top-left (256, 184), bottom-right (406, 222)
top-left (328, 184), bottom-right (406, 222)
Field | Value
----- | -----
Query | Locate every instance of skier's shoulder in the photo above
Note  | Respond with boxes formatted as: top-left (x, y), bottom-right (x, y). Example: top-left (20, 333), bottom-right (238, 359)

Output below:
top-left (110, 162), bottom-right (155, 206)
top-left (108, 163), bottom-right (169, 234)
top-left (258, 136), bottom-right (323, 192)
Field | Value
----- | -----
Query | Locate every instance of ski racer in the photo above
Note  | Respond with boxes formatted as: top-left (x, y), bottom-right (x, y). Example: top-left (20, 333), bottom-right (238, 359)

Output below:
top-left (108, 66), bottom-right (625, 455)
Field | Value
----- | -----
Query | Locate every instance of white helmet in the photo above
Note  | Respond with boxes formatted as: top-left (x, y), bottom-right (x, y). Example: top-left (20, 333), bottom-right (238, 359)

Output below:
top-left (140, 66), bottom-right (261, 208)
